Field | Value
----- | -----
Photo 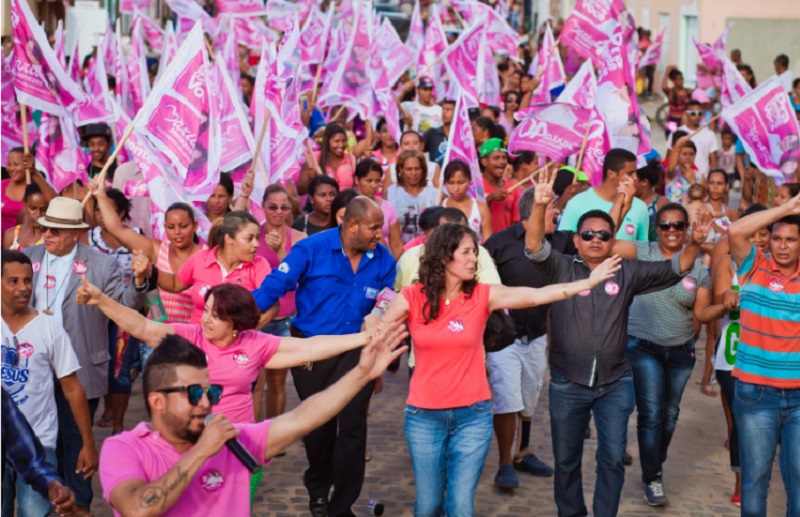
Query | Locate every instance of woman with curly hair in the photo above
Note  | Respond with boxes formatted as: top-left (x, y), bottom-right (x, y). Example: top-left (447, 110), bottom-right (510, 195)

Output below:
top-left (367, 223), bottom-right (621, 516)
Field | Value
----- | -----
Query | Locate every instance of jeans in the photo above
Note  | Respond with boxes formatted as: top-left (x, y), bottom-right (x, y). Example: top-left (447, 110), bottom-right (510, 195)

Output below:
top-left (2, 448), bottom-right (58, 517)
top-left (549, 369), bottom-right (635, 517)
top-left (261, 317), bottom-right (292, 337)
top-left (716, 368), bottom-right (740, 471)
top-left (107, 321), bottom-right (139, 394)
top-left (733, 380), bottom-right (800, 517)
top-left (626, 337), bottom-right (696, 483)
top-left (404, 400), bottom-right (493, 517)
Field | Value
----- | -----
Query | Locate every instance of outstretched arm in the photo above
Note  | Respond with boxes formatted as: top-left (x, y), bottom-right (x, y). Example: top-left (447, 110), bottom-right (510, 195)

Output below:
top-left (524, 167), bottom-right (556, 254)
top-left (266, 332), bottom-right (371, 369)
top-left (729, 192), bottom-right (800, 267)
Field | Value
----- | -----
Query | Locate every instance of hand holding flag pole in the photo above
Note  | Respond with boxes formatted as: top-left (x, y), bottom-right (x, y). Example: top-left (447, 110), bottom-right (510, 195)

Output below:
top-left (81, 122), bottom-right (137, 207)
top-left (687, 114), bottom-right (721, 139)
top-left (251, 108), bottom-right (272, 187)
top-left (20, 103), bottom-right (30, 184)
top-left (572, 124), bottom-right (591, 184)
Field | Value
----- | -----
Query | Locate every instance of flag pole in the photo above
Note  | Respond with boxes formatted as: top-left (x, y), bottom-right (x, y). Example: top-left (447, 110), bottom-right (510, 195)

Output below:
top-left (250, 108), bottom-right (272, 188)
top-left (20, 104), bottom-right (31, 184)
top-left (81, 122), bottom-right (136, 207)
top-left (573, 123), bottom-right (592, 184)
top-left (687, 114), bottom-right (720, 139)
top-left (507, 160), bottom-right (557, 193)
top-left (305, 139), bottom-right (322, 174)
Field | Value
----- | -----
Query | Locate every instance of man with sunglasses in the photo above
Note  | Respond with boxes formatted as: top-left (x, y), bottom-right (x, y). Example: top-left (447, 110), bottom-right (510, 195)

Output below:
top-left (22, 196), bottom-right (147, 515)
top-left (727, 193), bottom-right (800, 516)
top-left (666, 99), bottom-right (718, 180)
top-left (99, 325), bottom-right (407, 517)
top-left (1, 250), bottom-right (95, 516)
top-left (524, 169), bottom-right (707, 517)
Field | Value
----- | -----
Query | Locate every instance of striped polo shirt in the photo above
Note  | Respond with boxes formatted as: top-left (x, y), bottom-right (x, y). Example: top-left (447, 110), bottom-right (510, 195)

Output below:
top-left (733, 245), bottom-right (800, 389)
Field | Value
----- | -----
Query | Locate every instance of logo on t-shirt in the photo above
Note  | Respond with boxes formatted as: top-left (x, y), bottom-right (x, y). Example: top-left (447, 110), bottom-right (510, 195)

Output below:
top-left (447, 319), bottom-right (464, 333)
top-left (624, 223), bottom-right (635, 235)
top-left (18, 342), bottom-right (33, 359)
top-left (232, 352), bottom-right (249, 367)
top-left (604, 281), bottom-right (620, 296)
top-left (200, 470), bottom-right (224, 491)
top-left (278, 262), bottom-right (289, 274)
top-left (768, 278), bottom-right (784, 293)
top-left (199, 285), bottom-right (211, 297)
top-left (682, 277), bottom-right (696, 291)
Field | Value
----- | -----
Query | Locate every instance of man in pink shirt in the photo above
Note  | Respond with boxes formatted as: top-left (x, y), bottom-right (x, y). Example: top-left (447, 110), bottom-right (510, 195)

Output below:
top-left (99, 326), bottom-right (407, 517)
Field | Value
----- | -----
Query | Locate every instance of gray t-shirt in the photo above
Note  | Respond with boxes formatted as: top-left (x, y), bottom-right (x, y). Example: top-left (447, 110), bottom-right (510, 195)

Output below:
top-left (628, 241), bottom-right (710, 346)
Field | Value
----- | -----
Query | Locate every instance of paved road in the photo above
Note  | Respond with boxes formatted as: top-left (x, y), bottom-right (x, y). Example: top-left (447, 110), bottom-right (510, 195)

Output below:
top-left (89, 332), bottom-right (787, 516)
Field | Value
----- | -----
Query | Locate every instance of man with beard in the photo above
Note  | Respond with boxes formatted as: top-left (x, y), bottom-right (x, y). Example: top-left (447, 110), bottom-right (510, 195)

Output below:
top-left (98, 325), bottom-right (407, 517)
top-left (251, 196), bottom-right (396, 517)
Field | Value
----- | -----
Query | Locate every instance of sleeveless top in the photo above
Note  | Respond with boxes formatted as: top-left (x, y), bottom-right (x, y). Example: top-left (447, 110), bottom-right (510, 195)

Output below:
top-left (668, 89), bottom-right (690, 119)
top-left (444, 197), bottom-right (483, 242)
top-left (706, 203), bottom-right (732, 244)
top-left (256, 225), bottom-right (296, 319)
top-left (156, 240), bottom-right (197, 324)
top-left (9, 225), bottom-right (43, 251)
top-left (89, 226), bottom-right (143, 286)
top-left (316, 151), bottom-right (356, 190)
top-left (1, 179), bottom-right (24, 235)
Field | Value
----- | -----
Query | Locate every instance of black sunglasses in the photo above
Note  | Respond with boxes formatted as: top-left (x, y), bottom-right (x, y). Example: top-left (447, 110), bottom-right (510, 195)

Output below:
top-left (658, 221), bottom-right (688, 232)
top-left (156, 384), bottom-right (223, 406)
top-left (579, 230), bottom-right (612, 242)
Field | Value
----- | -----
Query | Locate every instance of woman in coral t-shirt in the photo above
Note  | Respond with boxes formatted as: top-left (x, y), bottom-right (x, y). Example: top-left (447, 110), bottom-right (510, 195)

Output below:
top-left (368, 224), bottom-right (619, 516)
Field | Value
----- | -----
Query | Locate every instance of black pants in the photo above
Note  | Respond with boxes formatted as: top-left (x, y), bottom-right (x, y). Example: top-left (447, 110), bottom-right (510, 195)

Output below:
top-left (716, 368), bottom-right (740, 471)
top-left (291, 347), bottom-right (375, 517)
top-left (54, 380), bottom-right (100, 508)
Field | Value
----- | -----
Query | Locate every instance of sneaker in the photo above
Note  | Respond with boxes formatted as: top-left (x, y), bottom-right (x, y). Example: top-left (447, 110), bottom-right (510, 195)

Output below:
top-left (309, 497), bottom-right (328, 517)
top-left (731, 494), bottom-right (741, 507)
top-left (494, 464), bottom-right (519, 489)
top-left (644, 480), bottom-right (668, 506)
top-left (513, 453), bottom-right (554, 477)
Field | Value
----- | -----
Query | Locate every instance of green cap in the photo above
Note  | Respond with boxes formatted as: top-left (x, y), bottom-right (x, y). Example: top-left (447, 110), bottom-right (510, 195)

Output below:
top-left (479, 138), bottom-right (507, 158)
top-left (560, 165), bottom-right (589, 182)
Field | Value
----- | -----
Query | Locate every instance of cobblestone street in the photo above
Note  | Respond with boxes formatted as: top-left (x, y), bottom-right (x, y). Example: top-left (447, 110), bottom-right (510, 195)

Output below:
top-left (89, 340), bottom-right (787, 516)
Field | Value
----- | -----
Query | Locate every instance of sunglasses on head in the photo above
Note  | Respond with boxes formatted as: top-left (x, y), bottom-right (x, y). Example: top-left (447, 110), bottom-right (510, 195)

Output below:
top-left (579, 230), bottom-right (612, 242)
top-left (658, 221), bottom-right (688, 231)
top-left (686, 110), bottom-right (704, 117)
top-left (266, 204), bottom-right (292, 212)
top-left (156, 384), bottom-right (223, 406)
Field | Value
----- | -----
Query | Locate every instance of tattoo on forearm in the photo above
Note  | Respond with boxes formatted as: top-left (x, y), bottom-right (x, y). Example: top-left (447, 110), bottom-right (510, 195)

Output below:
top-left (138, 467), bottom-right (189, 510)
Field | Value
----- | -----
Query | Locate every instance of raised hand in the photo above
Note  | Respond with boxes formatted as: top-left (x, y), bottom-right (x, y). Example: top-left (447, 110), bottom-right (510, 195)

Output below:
top-left (265, 229), bottom-right (283, 252)
top-left (588, 255), bottom-right (622, 287)
top-left (131, 249), bottom-right (152, 284)
top-left (691, 209), bottom-right (712, 245)
top-left (241, 168), bottom-right (255, 199)
top-left (196, 414), bottom-right (240, 459)
top-left (532, 166), bottom-right (555, 206)
top-left (358, 322), bottom-right (408, 380)
top-left (617, 175), bottom-right (635, 203)
top-left (76, 276), bottom-right (103, 306)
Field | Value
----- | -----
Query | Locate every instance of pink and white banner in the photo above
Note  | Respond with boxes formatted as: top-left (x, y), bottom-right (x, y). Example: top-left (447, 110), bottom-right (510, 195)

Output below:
top-left (480, 41), bottom-right (501, 107)
top-left (1, 54), bottom-right (37, 164)
top-left (112, 20), bottom-right (135, 119)
top-left (637, 28), bottom-right (664, 69)
top-left (300, 6), bottom-right (332, 64)
top-left (369, 25), bottom-right (401, 143)
top-left (443, 89), bottom-right (484, 201)
top-left (155, 24), bottom-right (179, 85)
top-left (128, 16), bottom-right (151, 113)
top-left (66, 33), bottom-right (82, 85)
top-left (451, 0), bottom-right (519, 58)
top-left (53, 21), bottom-right (65, 66)
top-left (317, 3), bottom-right (373, 119)
top-left (10, 0), bottom-right (113, 125)
top-left (529, 23), bottom-right (566, 103)
top-left (218, 0), bottom-right (266, 17)
top-left (234, 16), bottom-right (277, 50)
top-left (375, 17), bottom-right (413, 87)
top-left (558, 0), bottom-right (631, 69)
top-left (722, 76), bottom-right (800, 184)
top-left (167, 0), bottom-right (221, 37)
top-left (121, 0), bottom-right (150, 14)
top-left (138, 22), bottom-right (220, 198)
top-left (406, 0), bottom-right (424, 65)
top-left (442, 23), bottom-right (483, 108)
top-left (556, 59), bottom-right (597, 110)
top-left (214, 60), bottom-right (254, 172)
top-left (720, 58), bottom-right (752, 109)
top-left (135, 11), bottom-right (165, 52)
top-left (596, 24), bottom-right (650, 156)
top-left (694, 26), bottom-right (727, 90)
top-left (510, 102), bottom-right (591, 162)
top-left (35, 113), bottom-right (89, 192)
top-left (266, 0), bottom-right (307, 31)
top-left (418, 8), bottom-right (448, 98)
top-left (215, 16), bottom-right (242, 90)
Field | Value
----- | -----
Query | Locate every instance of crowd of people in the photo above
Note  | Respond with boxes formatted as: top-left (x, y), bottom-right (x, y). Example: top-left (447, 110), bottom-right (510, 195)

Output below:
top-left (2, 4), bottom-right (800, 517)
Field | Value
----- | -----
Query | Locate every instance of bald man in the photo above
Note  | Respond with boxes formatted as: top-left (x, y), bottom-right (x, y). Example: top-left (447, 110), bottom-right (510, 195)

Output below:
top-left (252, 196), bottom-right (396, 517)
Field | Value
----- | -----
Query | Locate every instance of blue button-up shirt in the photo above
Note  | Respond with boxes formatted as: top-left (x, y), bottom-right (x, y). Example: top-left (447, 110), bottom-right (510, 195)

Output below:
top-left (251, 227), bottom-right (396, 337)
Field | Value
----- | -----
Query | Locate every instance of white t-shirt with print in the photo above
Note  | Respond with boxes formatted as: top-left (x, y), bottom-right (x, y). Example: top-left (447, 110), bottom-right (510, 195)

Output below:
top-left (401, 101), bottom-right (443, 134)
top-left (1, 314), bottom-right (80, 449)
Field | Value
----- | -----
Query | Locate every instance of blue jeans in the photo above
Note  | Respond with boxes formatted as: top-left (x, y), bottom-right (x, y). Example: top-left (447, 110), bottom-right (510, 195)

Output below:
top-left (261, 317), bottom-right (292, 337)
top-left (2, 447), bottom-right (58, 517)
top-left (404, 400), bottom-right (493, 517)
top-left (107, 321), bottom-right (139, 394)
top-left (549, 369), bottom-right (635, 517)
top-left (626, 337), bottom-right (696, 483)
top-left (733, 380), bottom-right (800, 517)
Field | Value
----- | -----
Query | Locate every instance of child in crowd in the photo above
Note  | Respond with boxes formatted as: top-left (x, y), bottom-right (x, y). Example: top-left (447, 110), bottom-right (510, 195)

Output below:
top-left (718, 128), bottom-right (738, 185)
top-left (666, 136), bottom-right (699, 203)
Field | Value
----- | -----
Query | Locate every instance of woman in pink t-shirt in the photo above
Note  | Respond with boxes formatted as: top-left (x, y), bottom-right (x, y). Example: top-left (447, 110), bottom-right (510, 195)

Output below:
top-left (367, 224), bottom-right (620, 516)
top-left (354, 159), bottom-right (403, 258)
top-left (77, 282), bottom-right (376, 425)
top-left (156, 211), bottom-right (272, 324)
top-left (296, 123), bottom-right (358, 195)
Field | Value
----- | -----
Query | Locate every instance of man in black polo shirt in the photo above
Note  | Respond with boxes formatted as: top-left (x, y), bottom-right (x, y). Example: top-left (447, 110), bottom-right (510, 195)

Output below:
top-left (524, 169), bottom-right (708, 517)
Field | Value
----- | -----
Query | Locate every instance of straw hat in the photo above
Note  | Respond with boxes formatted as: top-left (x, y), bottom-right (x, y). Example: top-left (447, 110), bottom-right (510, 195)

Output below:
top-left (37, 197), bottom-right (89, 229)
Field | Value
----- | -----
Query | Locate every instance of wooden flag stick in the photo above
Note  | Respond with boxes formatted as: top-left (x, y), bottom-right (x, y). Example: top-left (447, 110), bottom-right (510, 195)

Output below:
top-left (21, 104), bottom-right (30, 184)
top-left (507, 160), bottom-right (558, 193)
top-left (444, 0), bottom-right (467, 29)
top-left (687, 114), bottom-right (721, 139)
top-left (250, 108), bottom-right (272, 188)
top-left (573, 123), bottom-right (592, 184)
top-left (305, 139), bottom-right (322, 174)
top-left (81, 122), bottom-right (137, 207)
top-left (331, 104), bottom-right (348, 124)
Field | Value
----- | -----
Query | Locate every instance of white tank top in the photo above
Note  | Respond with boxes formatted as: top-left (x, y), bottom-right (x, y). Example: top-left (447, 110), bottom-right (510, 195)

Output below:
top-left (444, 197), bottom-right (482, 242)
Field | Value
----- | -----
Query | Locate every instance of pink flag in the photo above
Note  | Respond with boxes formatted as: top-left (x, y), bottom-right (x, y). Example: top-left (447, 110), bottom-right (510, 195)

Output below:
top-left (138, 22), bottom-right (220, 198)
top-left (558, 0), bottom-right (630, 69)
top-left (529, 23), bottom-right (566, 103)
top-left (480, 41), bottom-right (501, 107)
top-left (406, 0), bottom-right (424, 65)
top-left (444, 89), bottom-right (485, 201)
top-left (509, 102), bottom-right (591, 161)
top-left (53, 21), bottom-right (65, 66)
top-left (336, 0), bottom-right (354, 22)
top-left (10, 0), bottom-right (113, 125)
top-left (694, 26), bottom-right (727, 89)
top-left (637, 28), bottom-right (664, 69)
top-left (67, 33), bottom-right (82, 85)
top-left (720, 58), bottom-right (752, 109)
top-left (167, 0), bottom-right (221, 37)
top-left (369, 26), bottom-right (401, 143)
top-left (155, 25), bottom-right (178, 85)
top-left (266, 0), bottom-right (306, 31)
top-left (135, 11), bottom-right (165, 52)
top-left (496, 0), bottom-right (510, 19)
top-left (215, 16), bottom-right (242, 90)
top-left (595, 24), bottom-right (651, 156)
top-left (441, 23), bottom-right (484, 107)
top-left (112, 20), bottom-right (135, 119)
top-left (555, 58), bottom-right (597, 110)
top-left (300, 6), bottom-right (332, 64)
top-left (128, 16), bottom-right (151, 113)
top-left (121, 0), bottom-right (150, 14)
top-left (375, 17), bottom-right (414, 87)
top-left (213, 60), bottom-right (254, 172)
top-left (722, 76), bottom-right (800, 184)
top-left (1, 54), bottom-right (37, 164)
top-left (218, 0), bottom-right (266, 17)
top-left (418, 8), bottom-right (448, 97)
top-left (35, 113), bottom-right (89, 192)
top-left (234, 16), bottom-right (277, 49)
top-left (451, 0), bottom-right (519, 58)
top-left (318, 4), bottom-right (373, 119)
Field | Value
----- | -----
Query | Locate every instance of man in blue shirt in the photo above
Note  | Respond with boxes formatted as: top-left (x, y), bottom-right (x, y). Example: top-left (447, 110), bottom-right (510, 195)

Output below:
top-left (252, 196), bottom-right (396, 517)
